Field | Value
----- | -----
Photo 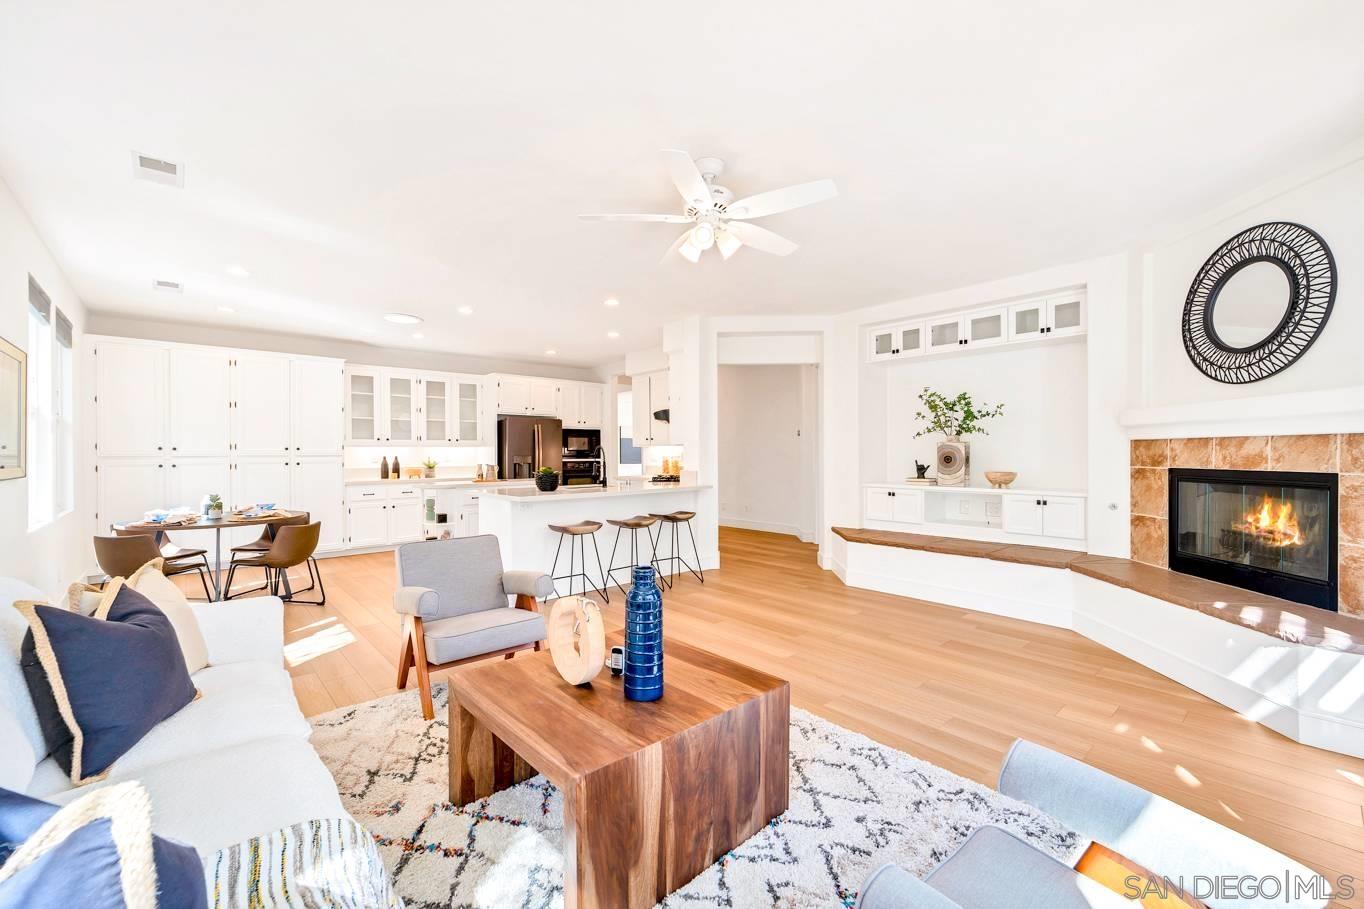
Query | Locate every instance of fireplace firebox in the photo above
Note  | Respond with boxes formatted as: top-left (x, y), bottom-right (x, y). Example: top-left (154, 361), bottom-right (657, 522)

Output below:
top-left (1168, 468), bottom-right (1338, 611)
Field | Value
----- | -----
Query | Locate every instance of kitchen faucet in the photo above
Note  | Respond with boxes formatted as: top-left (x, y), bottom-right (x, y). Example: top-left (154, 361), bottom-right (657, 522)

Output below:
top-left (595, 445), bottom-right (608, 487)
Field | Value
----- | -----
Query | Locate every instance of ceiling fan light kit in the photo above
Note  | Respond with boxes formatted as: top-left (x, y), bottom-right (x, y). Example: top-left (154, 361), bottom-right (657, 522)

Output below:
top-left (580, 149), bottom-right (837, 263)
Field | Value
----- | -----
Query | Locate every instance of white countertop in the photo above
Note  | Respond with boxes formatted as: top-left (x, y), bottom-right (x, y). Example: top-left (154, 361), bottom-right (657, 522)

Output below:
top-left (864, 481), bottom-right (1087, 497)
top-left (343, 477), bottom-right (533, 489)
top-left (481, 480), bottom-right (711, 503)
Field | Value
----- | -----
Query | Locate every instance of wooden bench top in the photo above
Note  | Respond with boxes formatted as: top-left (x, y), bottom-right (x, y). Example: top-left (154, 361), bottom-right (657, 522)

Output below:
top-left (832, 526), bottom-right (1364, 655)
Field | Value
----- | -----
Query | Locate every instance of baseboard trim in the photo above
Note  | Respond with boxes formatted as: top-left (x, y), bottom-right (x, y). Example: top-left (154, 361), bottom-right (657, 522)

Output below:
top-left (719, 517), bottom-right (810, 539)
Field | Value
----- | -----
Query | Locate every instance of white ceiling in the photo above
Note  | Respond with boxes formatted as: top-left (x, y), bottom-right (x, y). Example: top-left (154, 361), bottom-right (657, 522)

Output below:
top-left (2, 2), bottom-right (1362, 367)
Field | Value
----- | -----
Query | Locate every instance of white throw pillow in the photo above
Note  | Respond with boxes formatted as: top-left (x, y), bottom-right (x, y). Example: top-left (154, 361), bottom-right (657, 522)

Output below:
top-left (68, 560), bottom-right (210, 674)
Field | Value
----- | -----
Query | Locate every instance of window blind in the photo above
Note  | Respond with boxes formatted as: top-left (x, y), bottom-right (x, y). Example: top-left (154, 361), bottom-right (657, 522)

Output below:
top-left (28, 275), bottom-right (51, 322)
top-left (55, 309), bottom-right (73, 349)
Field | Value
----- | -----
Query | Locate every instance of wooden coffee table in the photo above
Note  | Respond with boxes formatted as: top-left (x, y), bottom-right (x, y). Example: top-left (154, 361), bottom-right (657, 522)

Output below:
top-left (447, 630), bottom-right (790, 909)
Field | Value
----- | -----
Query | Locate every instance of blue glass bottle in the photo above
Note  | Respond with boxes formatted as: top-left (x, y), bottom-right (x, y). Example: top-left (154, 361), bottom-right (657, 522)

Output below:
top-left (624, 565), bottom-right (663, 701)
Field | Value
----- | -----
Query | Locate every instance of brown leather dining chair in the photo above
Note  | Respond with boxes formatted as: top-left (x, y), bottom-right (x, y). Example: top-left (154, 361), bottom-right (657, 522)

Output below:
top-left (94, 533), bottom-right (213, 600)
top-left (223, 521), bottom-right (326, 605)
top-left (114, 525), bottom-right (212, 575)
top-left (229, 511), bottom-right (311, 559)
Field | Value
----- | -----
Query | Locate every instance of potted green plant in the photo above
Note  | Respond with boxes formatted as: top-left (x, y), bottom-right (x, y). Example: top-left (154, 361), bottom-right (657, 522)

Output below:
top-left (913, 388), bottom-right (1005, 487)
top-left (422, 457), bottom-right (438, 479)
top-left (205, 493), bottom-right (224, 519)
top-left (535, 466), bottom-right (560, 492)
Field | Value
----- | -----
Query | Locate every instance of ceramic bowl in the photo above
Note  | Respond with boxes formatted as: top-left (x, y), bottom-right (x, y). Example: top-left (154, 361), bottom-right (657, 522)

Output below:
top-left (985, 471), bottom-right (1018, 489)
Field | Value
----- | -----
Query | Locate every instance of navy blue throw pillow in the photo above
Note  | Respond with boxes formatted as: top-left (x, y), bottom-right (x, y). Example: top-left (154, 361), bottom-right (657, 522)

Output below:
top-left (15, 581), bottom-right (198, 785)
top-left (0, 785), bottom-right (206, 909)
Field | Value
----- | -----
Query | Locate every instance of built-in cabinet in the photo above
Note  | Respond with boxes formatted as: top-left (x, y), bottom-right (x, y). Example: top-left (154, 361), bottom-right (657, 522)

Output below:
top-left (345, 483), bottom-right (424, 547)
top-left (490, 374), bottom-right (608, 429)
top-left (630, 370), bottom-right (671, 444)
top-left (868, 291), bottom-right (1086, 363)
top-left (863, 484), bottom-right (1086, 548)
top-left (345, 367), bottom-right (485, 445)
top-left (92, 336), bottom-right (346, 552)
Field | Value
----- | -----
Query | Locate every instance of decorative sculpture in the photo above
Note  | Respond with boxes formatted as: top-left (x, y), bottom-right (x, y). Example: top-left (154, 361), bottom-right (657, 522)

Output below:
top-left (547, 596), bottom-right (605, 686)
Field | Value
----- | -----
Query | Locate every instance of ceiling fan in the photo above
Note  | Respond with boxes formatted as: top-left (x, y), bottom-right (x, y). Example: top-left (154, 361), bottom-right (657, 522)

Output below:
top-left (579, 150), bottom-right (837, 263)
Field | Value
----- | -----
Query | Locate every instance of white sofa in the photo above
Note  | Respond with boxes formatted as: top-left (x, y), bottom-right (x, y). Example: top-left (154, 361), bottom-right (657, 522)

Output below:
top-left (0, 576), bottom-right (346, 856)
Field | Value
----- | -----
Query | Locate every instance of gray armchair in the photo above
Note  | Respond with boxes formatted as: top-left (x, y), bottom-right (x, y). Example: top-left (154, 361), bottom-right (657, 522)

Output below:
top-left (393, 535), bottom-right (553, 719)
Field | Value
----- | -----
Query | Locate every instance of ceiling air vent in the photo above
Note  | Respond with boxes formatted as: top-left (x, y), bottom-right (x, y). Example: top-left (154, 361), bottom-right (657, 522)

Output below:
top-left (153, 279), bottom-right (183, 292)
top-left (132, 151), bottom-right (185, 187)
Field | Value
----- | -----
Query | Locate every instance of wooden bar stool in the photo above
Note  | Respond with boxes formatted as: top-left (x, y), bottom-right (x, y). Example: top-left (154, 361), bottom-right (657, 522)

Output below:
top-left (648, 511), bottom-right (704, 590)
top-left (548, 520), bottom-right (608, 601)
top-left (604, 515), bottom-right (663, 597)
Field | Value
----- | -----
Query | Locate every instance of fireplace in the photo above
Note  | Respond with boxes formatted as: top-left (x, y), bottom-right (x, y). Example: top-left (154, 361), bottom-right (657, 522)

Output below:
top-left (1168, 468), bottom-right (1339, 611)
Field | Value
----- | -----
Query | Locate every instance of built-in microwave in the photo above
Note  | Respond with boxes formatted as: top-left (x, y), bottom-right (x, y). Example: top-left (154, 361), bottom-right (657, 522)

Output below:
top-left (563, 429), bottom-right (601, 457)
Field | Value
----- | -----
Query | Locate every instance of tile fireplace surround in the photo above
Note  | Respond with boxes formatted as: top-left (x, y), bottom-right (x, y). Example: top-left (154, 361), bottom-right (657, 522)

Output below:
top-left (1131, 434), bottom-right (1364, 617)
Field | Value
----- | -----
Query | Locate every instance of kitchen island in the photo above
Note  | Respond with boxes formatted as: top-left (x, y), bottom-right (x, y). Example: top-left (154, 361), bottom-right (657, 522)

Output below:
top-left (479, 480), bottom-right (712, 595)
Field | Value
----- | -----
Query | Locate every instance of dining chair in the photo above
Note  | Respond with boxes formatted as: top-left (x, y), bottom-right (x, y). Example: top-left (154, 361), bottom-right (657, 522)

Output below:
top-left (114, 525), bottom-right (211, 575)
top-left (223, 522), bottom-right (326, 605)
top-left (228, 512), bottom-right (311, 589)
top-left (93, 534), bottom-right (213, 601)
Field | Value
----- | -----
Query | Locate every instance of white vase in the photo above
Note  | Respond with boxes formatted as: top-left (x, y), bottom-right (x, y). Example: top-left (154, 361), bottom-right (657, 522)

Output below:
top-left (936, 435), bottom-right (969, 486)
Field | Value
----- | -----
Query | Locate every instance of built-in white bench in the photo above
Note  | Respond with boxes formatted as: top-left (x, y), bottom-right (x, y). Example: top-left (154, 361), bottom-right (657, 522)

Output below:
top-left (830, 527), bottom-right (1364, 759)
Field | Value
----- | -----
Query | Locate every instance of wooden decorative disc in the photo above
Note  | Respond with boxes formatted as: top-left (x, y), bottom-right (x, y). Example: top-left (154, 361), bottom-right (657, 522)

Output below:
top-left (547, 596), bottom-right (606, 686)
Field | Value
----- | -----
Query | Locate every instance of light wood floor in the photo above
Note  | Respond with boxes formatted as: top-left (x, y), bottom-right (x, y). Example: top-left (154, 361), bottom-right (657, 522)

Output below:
top-left (225, 528), bottom-right (1364, 903)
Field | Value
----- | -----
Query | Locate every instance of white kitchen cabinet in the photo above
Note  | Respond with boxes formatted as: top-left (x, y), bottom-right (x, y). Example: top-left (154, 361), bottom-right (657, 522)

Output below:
top-left (388, 500), bottom-right (424, 543)
top-left (629, 371), bottom-right (670, 445)
top-left (866, 291), bottom-right (1087, 362)
top-left (386, 373), bottom-right (417, 443)
top-left (233, 355), bottom-right (292, 456)
top-left (290, 359), bottom-right (344, 454)
top-left (95, 341), bottom-right (166, 456)
top-left (1047, 292), bottom-right (1086, 338)
top-left (233, 457), bottom-right (292, 509)
top-left (964, 307), bottom-right (1007, 347)
top-left (420, 376), bottom-right (450, 443)
top-left (926, 314), bottom-right (963, 352)
top-left (864, 487), bottom-right (922, 524)
top-left (495, 375), bottom-right (531, 414)
top-left (168, 348), bottom-right (230, 457)
top-left (96, 458), bottom-right (166, 529)
top-left (461, 499), bottom-right (480, 537)
top-left (345, 501), bottom-right (389, 548)
top-left (455, 378), bottom-right (482, 442)
top-left (559, 382), bottom-right (606, 428)
top-left (868, 327), bottom-right (898, 361)
top-left (528, 379), bottom-right (558, 416)
top-left (346, 368), bottom-right (383, 444)
top-left (868, 323), bottom-right (925, 362)
top-left (1007, 299), bottom-right (1048, 342)
top-left (1002, 493), bottom-right (1085, 540)
top-left (167, 457), bottom-right (231, 510)
top-left (291, 458), bottom-right (345, 551)
top-left (1001, 495), bottom-right (1044, 536)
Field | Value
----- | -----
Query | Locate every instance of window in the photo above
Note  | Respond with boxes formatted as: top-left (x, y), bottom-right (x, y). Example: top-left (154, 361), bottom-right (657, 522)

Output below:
top-left (26, 276), bottom-right (74, 529)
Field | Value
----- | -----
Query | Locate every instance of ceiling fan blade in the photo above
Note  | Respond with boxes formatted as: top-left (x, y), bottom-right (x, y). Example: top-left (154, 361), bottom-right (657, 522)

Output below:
top-left (726, 179), bottom-right (837, 220)
top-left (661, 149), bottom-right (713, 209)
top-left (725, 221), bottom-right (798, 256)
top-left (579, 212), bottom-right (693, 223)
top-left (661, 229), bottom-right (698, 264)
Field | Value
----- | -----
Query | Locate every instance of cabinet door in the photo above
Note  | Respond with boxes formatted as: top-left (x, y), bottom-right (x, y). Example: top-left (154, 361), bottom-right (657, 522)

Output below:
top-left (456, 379), bottom-right (481, 442)
top-left (896, 324), bottom-right (925, 358)
top-left (96, 342), bottom-right (167, 456)
top-left (528, 380), bottom-right (558, 416)
top-left (1007, 300), bottom-right (1047, 342)
top-left (168, 349), bottom-right (231, 457)
top-left (290, 360), bottom-right (343, 454)
top-left (291, 458), bottom-right (344, 551)
top-left (558, 382), bottom-right (581, 425)
top-left (890, 490), bottom-right (924, 524)
top-left (388, 501), bottom-right (424, 543)
top-left (346, 369), bottom-right (382, 444)
top-left (386, 373), bottom-right (416, 443)
top-left (632, 379), bottom-right (652, 442)
top-left (346, 502), bottom-right (388, 548)
top-left (96, 458), bottom-right (166, 530)
top-left (461, 500), bottom-right (480, 537)
top-left (1001, 495), bottom-right (1044, 535)
top-left (647, 372), bottom-right (670, 444)
top-left (864, 487), bottom-right (894, 522)
top-left (868, 327), bottom-right (897, 361)
top-left (232, 355), bottom-right (292, 456)
top-left (232, 458), bottom-right (292, 510)
top-left (1042, 496), bottom-right (1086, 540)
top-left (166, 457), bottom-right (231, 510)
top-left (926, 316), bottom-right (963, 352)
top-left (579, 384), bottom-right (604, 428)
top-left (964, 308), bottom-right (1007, 347)
top-left (497, 376), bottom-right (531, 414)
top-left (1047, 293), bottom-right (1087, 337)
top-left (421, 376), bottom-right (451, 443)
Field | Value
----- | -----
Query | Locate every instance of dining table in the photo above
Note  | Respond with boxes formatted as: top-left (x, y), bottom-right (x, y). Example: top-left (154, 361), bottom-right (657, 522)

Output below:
top-left (111, 509), bottom-right (305, 601)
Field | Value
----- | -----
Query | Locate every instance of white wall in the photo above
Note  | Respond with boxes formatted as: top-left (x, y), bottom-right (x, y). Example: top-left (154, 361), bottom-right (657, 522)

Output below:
top-left (85, 313), bottom-right (599, 382)
top-left (882, 341), bottom-right (1087, 491)
top-left (717, 365), bottom-right (817, 539)
top-left (0, 177), bottom-right (89, 595)
top-left (1137, 143), bottom-right (1364, 409)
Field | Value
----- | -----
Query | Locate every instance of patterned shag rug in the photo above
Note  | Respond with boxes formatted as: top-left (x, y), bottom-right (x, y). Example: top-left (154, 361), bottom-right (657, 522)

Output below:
top-left (310, 683), bottom-right (1083, 908)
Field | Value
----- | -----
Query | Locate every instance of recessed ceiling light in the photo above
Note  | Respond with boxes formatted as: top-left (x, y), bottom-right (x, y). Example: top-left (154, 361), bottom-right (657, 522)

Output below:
top-left (412, 332), bottom-right (425, 340)
top-left (216, 306), bottom-right (236, 314)
top-left (225, 264), bottom-right (250, 278)
top-left (384, 313), bottom-right (422, 325)
top-left (606, 330), bottom-right (620, 339)
top-left (456, 305), bottom-right (474, 316)
top-left (604, 297), bottom-right (620, 307)
top-left (152, 279), bottom-right (182, 292)
top-left (545, 349), bottom-right (557, 356)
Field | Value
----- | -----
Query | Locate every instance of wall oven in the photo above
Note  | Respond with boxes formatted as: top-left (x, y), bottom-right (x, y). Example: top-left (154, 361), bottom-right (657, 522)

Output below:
top-left (562, 429), bottom-right (602, 486)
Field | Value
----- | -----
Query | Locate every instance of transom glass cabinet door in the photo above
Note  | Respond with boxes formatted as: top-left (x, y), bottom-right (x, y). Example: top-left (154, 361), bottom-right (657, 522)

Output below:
top-left (1007, 300), bottom-right (1046, 341)
top-left (347, 371), bottom-right (381, 443)
top-left (965, 308), bottom-right (1006, 346)
top-left (869, 328), bottom-right (896, 361)
top-left (898, 324), bottom-right (924, 357)
top-left (1047, 293), bottom-right (1086, 337)
top-left (926, 316), bottom-right (962, 350)
top-left (387, 375), bottom-right (415, 442)
top-left (423, 378), bottom-right (449, 443)
top-left (457, 381), bottom-right (480, 442)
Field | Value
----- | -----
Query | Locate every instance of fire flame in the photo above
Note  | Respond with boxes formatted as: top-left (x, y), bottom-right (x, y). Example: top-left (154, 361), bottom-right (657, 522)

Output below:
top-left (1236, 495), bottom-right (1302, 547)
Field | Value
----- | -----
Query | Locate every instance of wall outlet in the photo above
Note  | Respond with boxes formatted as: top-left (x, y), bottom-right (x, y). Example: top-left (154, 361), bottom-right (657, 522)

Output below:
top-left (958, 500), bottom-right (972, 515)
top-left (986, 501), bottom-right (1002, 518)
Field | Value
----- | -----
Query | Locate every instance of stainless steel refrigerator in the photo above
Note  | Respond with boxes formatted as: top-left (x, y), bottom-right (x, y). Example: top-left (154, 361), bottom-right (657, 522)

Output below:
top-left (497, 415), bottom-right (562, 480)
